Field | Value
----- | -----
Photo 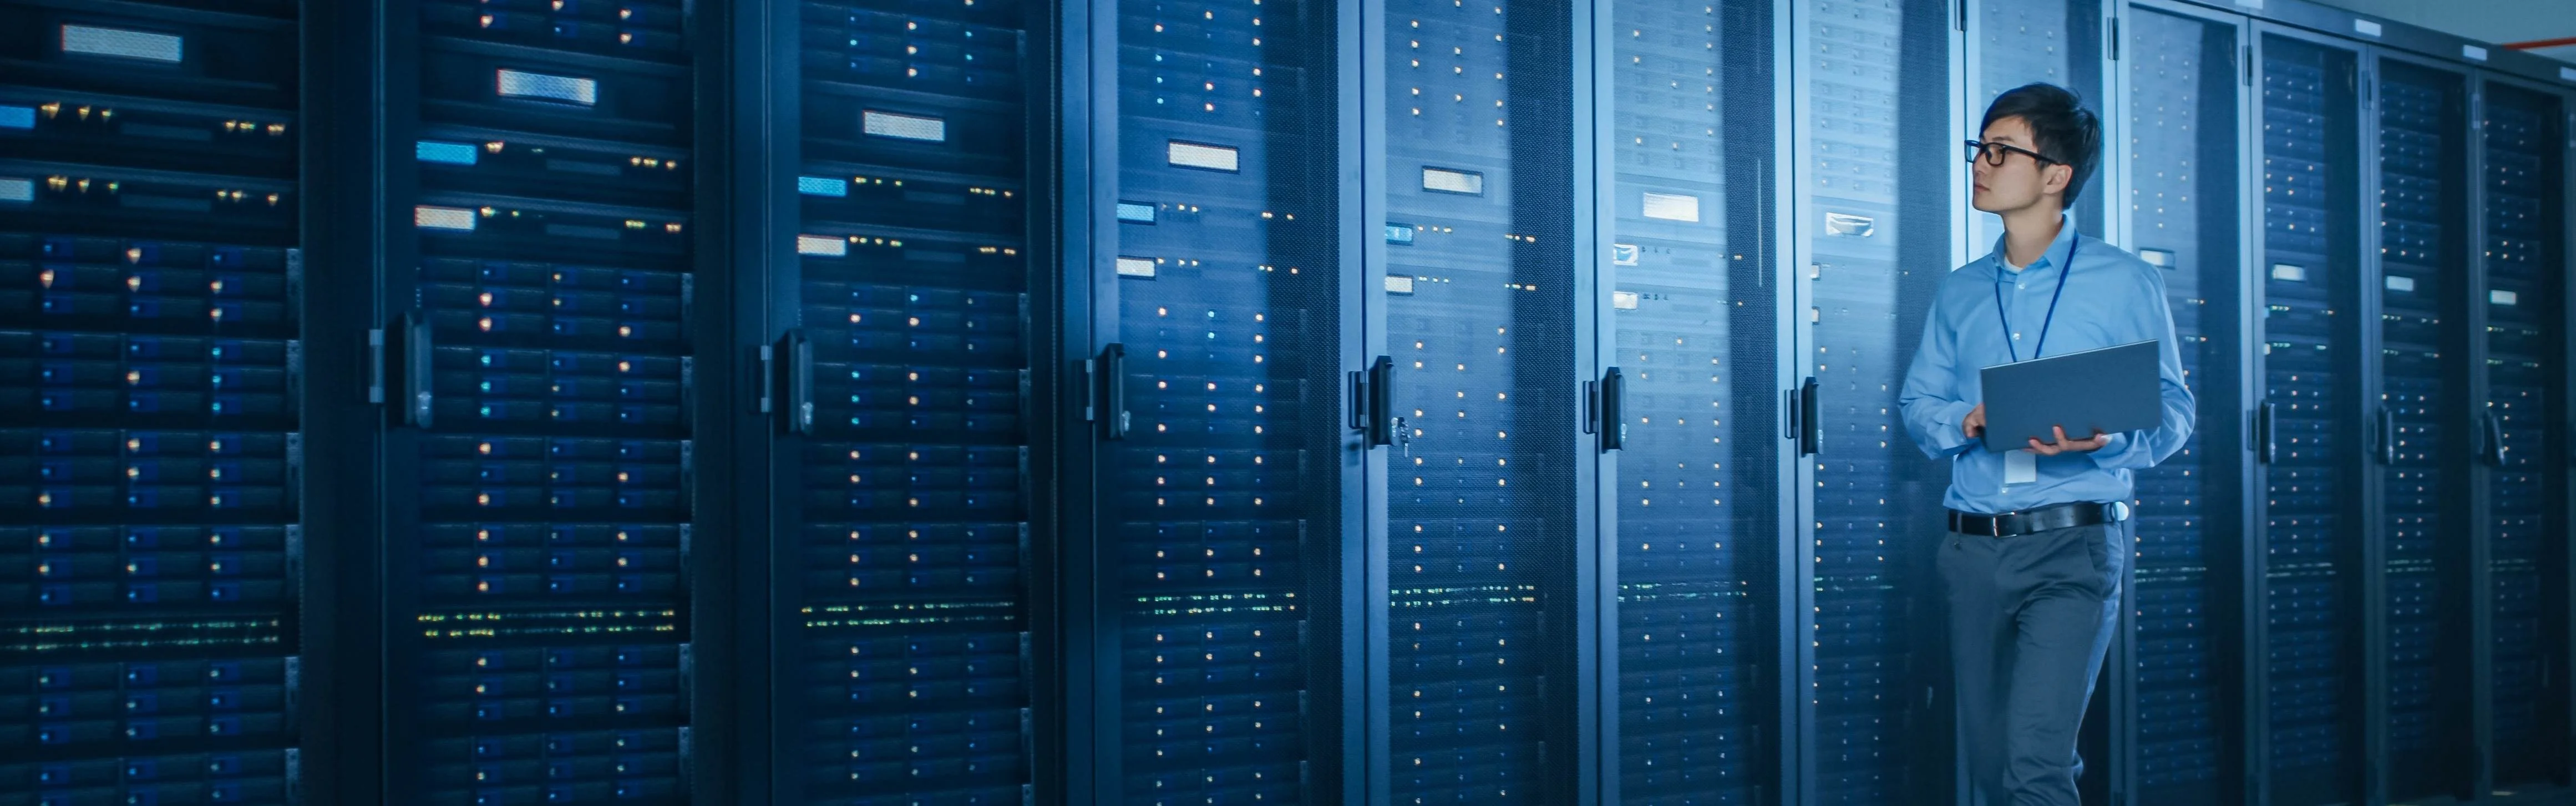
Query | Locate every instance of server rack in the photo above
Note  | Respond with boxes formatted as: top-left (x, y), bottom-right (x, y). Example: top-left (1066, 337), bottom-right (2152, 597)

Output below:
top-left (2367, 48), bottom-right (2478, 805)
top-left (378, 0), bottom-right (714, 801)
top-left (1370, 0), bottom-right (1591, 798)
top-left (1088, 0), bottom-right (1362, 799)
top-left (0, 1), bottom-right (311, 804)
top-left (2247, 24), bottom-right (2369, 806)
top-left (1789, 1), bottom-right (1958, 804)
top-left (754, 0), bottom-right (1056, 803)
top-left (2116, 4), bottom-right (2252, 804)
top-left (2474, 73), bottom-right (2570, 797)
top-left (1598, 0), bottom-right (1791, 804)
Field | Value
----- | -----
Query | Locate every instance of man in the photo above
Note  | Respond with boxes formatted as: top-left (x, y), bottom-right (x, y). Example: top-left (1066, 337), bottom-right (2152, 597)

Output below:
top-left (1898, 83), bottom-right (2195, 805)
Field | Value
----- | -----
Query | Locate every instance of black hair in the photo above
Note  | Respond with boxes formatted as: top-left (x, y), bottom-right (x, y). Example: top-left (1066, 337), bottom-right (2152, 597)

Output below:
top-left (1981, 83), bottom-right (2102, 206)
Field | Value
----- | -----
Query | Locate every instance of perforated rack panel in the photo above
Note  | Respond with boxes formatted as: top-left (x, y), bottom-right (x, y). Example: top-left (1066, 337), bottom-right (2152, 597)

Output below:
top-left (1970, 0), bottom-right (2105, 245)
top-left (1801, 1), bottom-right (1954, 802)
top-left (1380, 0), bottom-right (1579, 800)
top-left (2257, 34), bottom-right (2360, 801)
top-left (397, 1), bottom-right (698, 802)
top-left (1608, 1), bottom-right (1778, 804)
top-left (2481, 81), bottom-right (2564, 789)
top-left (786, 1), bottom-right (1038, 803)
top-left (2122, 8), bottom-right (2238, 798)
top-left (2375, 59), bottom-right (2466, 801)
top-left (1108, 0), bottom-right (1343, 801)
top-left (0, 1), bottom-right (306, 803)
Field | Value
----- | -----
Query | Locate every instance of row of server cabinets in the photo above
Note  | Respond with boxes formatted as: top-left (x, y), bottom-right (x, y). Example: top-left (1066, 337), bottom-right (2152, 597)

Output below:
top-left (1, 0), bottom-right (2573, 804)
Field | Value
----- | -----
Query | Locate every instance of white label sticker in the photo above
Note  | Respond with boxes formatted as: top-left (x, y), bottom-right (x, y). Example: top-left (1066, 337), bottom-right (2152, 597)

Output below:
top-left (2270, 263), bottom-right (2306, 282)
top-left (1115, 257), bottom-right (1158, 278)
top-left (2464, 45), bottom-right (2489, 62)
top-left (1166, 141), bottom-right (1239, 172)
top-left (2493, 290), bottom-right (2520, 306)
top-left (1385, 275), bottom-right (1416, 295)
top-left (2139, 249), bottom-right (2174, 268)
top-left (795, 235), bottom-right (847, 256)
top-left (1825, 212), bottom-right (1875, 236)
top-left (1422, 167), bottom-right (1484, 195)
top-left (1611, 244), bottom-right (1639, 265)
top-left (61, 25), bottom-right (182, 63)
top-left (2004, 449), bottom-right (2038, 485)
top-left (495, 69), bottom-right (597, 105)
top-left (864, 111), bottom-right (946, 142)
top-left (2353, 19), bottom-right (2382, 37)
top-left (414, 206), bottom-right (476, 231)
top-left (2386, 275), bottom-right (2416, 292)
top-left (1612, 291), bottom-right (1640, 310)
top-left (0, 178), bottom-right (31, 203)
top-left (1642, 192), bottom-right (1701, 222)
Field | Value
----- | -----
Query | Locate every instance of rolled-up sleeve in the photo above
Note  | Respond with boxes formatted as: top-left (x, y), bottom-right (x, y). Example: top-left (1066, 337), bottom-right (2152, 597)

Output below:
top-left (2089, 267), bottom-right (2196, 470)
top-left (1900, 299), bottom-right (1980, 459)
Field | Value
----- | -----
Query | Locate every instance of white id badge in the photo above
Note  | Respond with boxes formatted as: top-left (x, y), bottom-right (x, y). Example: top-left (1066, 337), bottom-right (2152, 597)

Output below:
top-left (2004, 449), bottom-right (2039, 486)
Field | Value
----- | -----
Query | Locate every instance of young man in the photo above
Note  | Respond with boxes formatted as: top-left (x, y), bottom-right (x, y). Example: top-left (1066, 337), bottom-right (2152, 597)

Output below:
top-left (1898, 83), bottom-right (2196, 805)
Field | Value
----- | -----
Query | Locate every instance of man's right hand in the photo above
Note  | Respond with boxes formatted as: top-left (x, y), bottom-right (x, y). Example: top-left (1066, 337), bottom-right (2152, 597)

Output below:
top-left (1963, 403), bottom-right (1986, 439)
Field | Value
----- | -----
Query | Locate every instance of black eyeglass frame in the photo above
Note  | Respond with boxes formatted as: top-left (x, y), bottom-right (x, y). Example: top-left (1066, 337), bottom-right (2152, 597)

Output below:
top-left (1964, 139), bottom-right (2060, 167)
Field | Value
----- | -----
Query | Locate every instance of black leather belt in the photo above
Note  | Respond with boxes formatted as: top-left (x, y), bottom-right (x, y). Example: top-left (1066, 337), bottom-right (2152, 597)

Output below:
top-left (1948, 500), bottom-right (2131, 538)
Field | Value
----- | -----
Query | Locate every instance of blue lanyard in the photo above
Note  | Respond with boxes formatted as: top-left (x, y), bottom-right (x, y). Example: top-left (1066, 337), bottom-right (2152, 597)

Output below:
top-left (1994, 235), bottom-right (2078, 363)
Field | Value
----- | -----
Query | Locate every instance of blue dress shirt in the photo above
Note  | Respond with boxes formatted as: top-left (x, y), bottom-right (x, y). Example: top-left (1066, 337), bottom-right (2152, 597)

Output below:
top-left (1898, 219), bottom-right (2197, 514)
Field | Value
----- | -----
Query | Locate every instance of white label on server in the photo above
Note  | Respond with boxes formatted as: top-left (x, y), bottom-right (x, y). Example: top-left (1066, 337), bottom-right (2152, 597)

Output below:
top-left (2270, 263), bottom-right (2306, 282)
top-left (0, 178), bottom-right (31, 203)
top-left (1824, 212), bottom-right (1875, 237)
top-left (1116, 257), bottom-right (1158, 278)
top-left (795, 235), bottom-right (847, 256)
top-left (2561, 66), bottom-right (2576, 83)
top-left (864, 111), bottom-right (946, 142)
top-left (1641, 191), bottom-right (1701, 222)
top-left (2139, 249), bottom-right (2174, 268)
top-left (2386, 275), bottom-right (2416, 292)
top-left (2464, 45), bottom-right (2489, 62)
top-left (61, 25), bottom-right (182, 63)
top-left (1385, 275), bottom-right (1416, 295)
top-left (2352, 19), bottom-right (2382, 37)
top-left (1612, 291), bottom-right (1640, 310)
top-left (2493, 290), bottom-right (2519, 306)
top-left (1422, 167), bottom-right (1484, 195)
top-left (1611, 244), bottom-right (1639, 266)
top-left (1167, 141), bottom-right (1239, 172)
top-left (495, 69), bottom-right (598, 105)
top-left (415, 206), bottom-right (478, 231)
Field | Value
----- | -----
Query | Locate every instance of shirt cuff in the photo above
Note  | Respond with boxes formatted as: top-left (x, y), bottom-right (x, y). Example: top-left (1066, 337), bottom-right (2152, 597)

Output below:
top-left (2086, 432), bottom-right (2135, 468)
top-left (1929, 400), bottom-right (1979, 455)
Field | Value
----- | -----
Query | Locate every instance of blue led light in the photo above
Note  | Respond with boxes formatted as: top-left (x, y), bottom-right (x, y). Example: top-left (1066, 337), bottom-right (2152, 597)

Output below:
top-left (798, 176), bottom-right (848, 196)
top-left (417, 140), bottom-right (479, 165)
top-left (0, 106), bottom-right (34, 130)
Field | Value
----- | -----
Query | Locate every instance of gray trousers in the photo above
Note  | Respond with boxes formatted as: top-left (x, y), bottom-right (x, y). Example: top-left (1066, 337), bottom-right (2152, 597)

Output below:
top-left (1938, 517), bottom-right (2127, 806)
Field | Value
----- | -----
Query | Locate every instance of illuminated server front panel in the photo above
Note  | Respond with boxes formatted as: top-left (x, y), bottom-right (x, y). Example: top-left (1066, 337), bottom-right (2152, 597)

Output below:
top-left (786, 1), bottom-right (1038, 802)
top-left (2122, 8), bottom-right (2241, 799)
top-left (0, 1), bottom-right (305, 803)
top-left (2255, 34), bottom-right (2362, 804)
top-left (1110, 0), bottom-right (1343, 802)
top-left (1969, 0), bottom-right (2105, 246)
top-left (1799, 0), bottom-right (1954, 802)
top-left (1381, 0), bottom-right (1581, 801)
top-left (1607, 1), bottom-right (1779, 803)
top-left (403, 1), bottom-right (698, 802)
top-left (2481, 81), bottom-right (2564, 790)
top-left (2374, 59), bottom-right (2468, 802)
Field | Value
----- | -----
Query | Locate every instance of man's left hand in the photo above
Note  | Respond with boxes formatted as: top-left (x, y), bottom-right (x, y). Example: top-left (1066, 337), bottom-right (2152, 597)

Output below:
top-left (2026, 425), bottom-right (2110, 456)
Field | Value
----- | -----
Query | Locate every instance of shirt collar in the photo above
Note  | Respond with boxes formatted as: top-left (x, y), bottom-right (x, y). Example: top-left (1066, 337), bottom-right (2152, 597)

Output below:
top-left (1985, 215), bottom-right (2081, 279)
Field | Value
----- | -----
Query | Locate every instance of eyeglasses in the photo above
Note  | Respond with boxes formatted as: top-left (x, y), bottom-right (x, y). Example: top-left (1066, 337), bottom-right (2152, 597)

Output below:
top-left (1964, 140), bottom-right (2058, 167)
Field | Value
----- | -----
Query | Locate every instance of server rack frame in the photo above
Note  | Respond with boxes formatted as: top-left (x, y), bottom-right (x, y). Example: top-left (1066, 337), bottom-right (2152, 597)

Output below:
top-left (2473, 65), bottom-right (2576, 801)
top-left (2364, 41), bottom-right (2485, 806)
top-left (722, 0), bottom-right (793, 802)
top-left (304, 0), bottom-right (394, 801)
top-left (1786, 0), bottom-right (1965, 802)
top-left (2109, 4), bottom-right (2260, 805)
